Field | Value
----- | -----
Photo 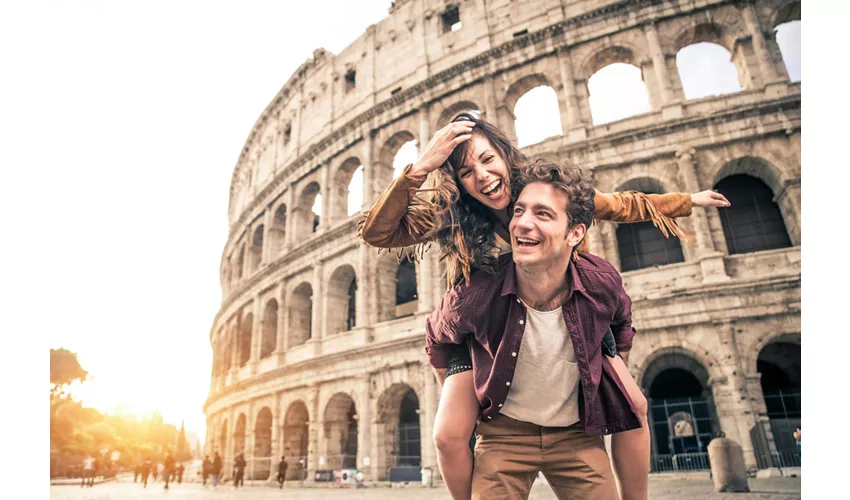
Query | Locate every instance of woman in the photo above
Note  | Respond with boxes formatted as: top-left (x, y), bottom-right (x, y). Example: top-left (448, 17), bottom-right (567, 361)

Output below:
top-left (360, 112), bottom-right (729, 500)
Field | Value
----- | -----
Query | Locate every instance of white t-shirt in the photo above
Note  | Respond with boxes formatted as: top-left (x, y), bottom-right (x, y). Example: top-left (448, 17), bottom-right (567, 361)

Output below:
top-left (500, 301), bottom-right (581, 427)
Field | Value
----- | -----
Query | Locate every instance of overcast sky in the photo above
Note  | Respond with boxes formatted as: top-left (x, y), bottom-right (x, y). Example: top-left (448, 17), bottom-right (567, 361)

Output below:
top-left (3, 2), bottom-right (799, 440)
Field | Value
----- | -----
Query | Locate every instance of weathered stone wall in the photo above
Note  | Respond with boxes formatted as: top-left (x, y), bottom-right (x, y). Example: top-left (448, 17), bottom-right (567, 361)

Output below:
top-left (206, 0), bottom-right (801, 481)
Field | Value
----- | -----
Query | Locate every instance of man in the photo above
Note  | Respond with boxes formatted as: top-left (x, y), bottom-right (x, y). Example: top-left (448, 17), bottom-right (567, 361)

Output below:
top-left (163, 452), bottom-right (175, 490)
top-left (202, 455), bottom-right (211, 486)
top-left (277, 455), bottom-right (288, 489)
top-left (233, 453), bottom-right (247, 489)
top-left (211, 451), bottom-right (223, 488)
top-left (81, 455), bottom-right (94, 488)
top-left (426, 161), bottom-right (640, 499)
top-left (141, 456), bottom-right (152, 487)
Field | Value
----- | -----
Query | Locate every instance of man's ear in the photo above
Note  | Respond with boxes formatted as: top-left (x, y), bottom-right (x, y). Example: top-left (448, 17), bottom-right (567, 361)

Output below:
top-left (566, 223), bottom-right (587, 248)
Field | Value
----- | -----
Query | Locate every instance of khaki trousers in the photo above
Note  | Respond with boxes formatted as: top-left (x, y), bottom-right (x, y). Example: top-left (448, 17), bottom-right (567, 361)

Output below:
top-left (472, 414), bottom-right (618, 500)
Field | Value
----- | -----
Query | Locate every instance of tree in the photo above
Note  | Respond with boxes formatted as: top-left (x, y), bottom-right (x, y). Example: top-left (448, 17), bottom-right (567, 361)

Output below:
top-left (176, 421), bottom-right (191, 462)
top-left (50, 348), bottom-right (88, 396)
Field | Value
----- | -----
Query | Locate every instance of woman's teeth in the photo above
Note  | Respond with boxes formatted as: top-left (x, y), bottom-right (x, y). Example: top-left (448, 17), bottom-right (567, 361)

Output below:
top-left (481, 179), bottom-right (502, 196)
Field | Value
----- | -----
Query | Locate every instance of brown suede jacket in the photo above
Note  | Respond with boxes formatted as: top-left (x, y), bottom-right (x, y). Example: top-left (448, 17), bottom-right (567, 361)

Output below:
top-left (360, 164), bottom-right (692, 253)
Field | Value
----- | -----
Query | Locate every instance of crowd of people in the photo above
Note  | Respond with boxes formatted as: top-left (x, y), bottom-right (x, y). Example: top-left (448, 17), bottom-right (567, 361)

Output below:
top-left (132, 453), bottom-right (184, 489)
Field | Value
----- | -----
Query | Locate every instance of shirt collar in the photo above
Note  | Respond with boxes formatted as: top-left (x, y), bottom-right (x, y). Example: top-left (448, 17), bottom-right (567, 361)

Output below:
top-left (500, 253), bottom-right (586, 302)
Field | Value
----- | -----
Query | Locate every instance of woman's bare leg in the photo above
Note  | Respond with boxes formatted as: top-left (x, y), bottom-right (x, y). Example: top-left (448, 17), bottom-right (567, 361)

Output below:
top-left (609, 354), bottom-right (650, 500)
top-left (433, 370), bottom-right (479, 500)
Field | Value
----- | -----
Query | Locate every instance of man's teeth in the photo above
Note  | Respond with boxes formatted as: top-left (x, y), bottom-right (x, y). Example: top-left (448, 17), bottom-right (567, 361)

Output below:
top-left (481, 179), bottom-right (501, 195)
top-left (516, 237), bottom-right (539, 245)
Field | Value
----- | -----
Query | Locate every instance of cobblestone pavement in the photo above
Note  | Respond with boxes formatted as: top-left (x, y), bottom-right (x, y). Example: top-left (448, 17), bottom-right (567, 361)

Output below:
top-left (51, 477), bottom-right (801, 500)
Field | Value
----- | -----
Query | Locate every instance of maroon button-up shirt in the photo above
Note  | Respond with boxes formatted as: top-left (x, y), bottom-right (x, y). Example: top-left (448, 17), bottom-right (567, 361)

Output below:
top-left (425, 252), bottom-right (641, 436)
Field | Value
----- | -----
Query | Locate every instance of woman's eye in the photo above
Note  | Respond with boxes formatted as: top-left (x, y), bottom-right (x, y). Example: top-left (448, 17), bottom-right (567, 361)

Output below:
top-left (460, 170), bottom-right (471, 178)
top-left (484, 156), bottom-right (494, 163)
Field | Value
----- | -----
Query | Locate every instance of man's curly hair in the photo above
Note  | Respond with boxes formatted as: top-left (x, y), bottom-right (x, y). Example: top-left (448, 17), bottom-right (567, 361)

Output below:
top-left (512, 159), bottom-right (596, 231)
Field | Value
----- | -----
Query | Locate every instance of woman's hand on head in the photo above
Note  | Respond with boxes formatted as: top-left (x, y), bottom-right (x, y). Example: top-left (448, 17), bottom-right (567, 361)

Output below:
top-left (410, 120), bottom-right (475, 177)
top-left (691, 190), bottom-right (731, 208)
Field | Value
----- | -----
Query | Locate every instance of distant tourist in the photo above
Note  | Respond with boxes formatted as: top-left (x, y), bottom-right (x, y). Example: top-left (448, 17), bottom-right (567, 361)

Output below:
top-left (177, 463), bottom-right (185, 484)
top-left (202, 455), bottom-right (211, 486)
top-left (277, 455), bottom-right (288, 489)
top-left (211, 452), bottom-right (223, 488)
top-left (141, 456), bottom-right (153, 487)
top-left (793, 427), bottom-right (802, 458)
top-left (133, 464), bottom-right (141, 483)
top-left (81, 455), bottom-right (94, 488)
top-left (233, 453), bottom-right (247, 488)
top-left (163, 453), bottom-right (175, 490)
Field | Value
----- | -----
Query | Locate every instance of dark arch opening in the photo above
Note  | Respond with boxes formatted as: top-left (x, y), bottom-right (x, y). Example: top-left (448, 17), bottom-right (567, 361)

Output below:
top-left (714, 174), bottom-right (791, 254)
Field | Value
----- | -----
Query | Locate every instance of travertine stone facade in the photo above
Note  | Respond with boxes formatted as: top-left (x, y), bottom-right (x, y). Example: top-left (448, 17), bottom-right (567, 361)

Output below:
top-left (205, 0), bottom-right (801, 481)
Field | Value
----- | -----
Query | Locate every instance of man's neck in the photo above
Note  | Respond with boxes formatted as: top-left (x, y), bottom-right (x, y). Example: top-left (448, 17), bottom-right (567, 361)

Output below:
top-left (515, 257), bottom-right (571, 311)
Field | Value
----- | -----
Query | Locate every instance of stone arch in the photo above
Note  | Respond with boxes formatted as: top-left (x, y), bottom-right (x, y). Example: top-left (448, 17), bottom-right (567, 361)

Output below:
top-left (710, 155), bottom-right (790, 196)
top-left (233, 413), bottom-right (247, 459)
top-left (326, 264), bottom-right (357, 335)
top-left (639, 348), bottom-right (719, 463)
top-left (282, 400), bottom-right (309, 479)
top-left (323, 392), bottom-right (358, 470)
top-left (294, 181), bottom-right (321, 236)
top-left (771, 1), bottom-right (801, 82)
top-left (436, 100), bottom-right (481, 128)
top-left (239, 311), bottom-right (253, 367)
top-left (510, 79), bottom-right (563, 147)
top-left (377, 383), bottom-right (421, 468)
top-left (268, 202), bottom-right (287, 256)
top-left (673, 22), bottom-right (744, 99)
top-left (613, 177), bottom-right (684, 272)
top-left (253, 407), bottom-right (273, 479)
top-left (288, 282), bottom-right (313, 348)
top-left (332, 157), bottom-right (364, 222)
top-left (235, 244), bottom-right (245, 281)
top-left (582, 46), bottom-right (652, 125)
top-left (260, 299), bottom-right (278, 359)
top-left (713, 157), bottom-right (794, 254)
top-left (395, 255), bottom-right (418, 318)
top-left (636, 346), bottom-right (719, 391)
top-left (378, 130), bottom-right (417, 188)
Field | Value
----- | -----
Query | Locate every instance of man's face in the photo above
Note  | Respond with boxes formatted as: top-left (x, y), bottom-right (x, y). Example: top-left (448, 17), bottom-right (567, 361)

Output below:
top-left (509, 182), bottom-right (586, 268)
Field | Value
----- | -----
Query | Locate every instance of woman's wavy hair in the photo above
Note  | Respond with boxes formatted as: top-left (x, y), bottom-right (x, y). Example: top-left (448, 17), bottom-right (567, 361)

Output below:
top-left (415, 111), bottom-right (529, 286)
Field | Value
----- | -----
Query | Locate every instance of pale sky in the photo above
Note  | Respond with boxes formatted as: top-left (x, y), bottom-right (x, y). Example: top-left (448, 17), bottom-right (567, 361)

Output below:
top-left (2, 2), bottom-right (799, 442)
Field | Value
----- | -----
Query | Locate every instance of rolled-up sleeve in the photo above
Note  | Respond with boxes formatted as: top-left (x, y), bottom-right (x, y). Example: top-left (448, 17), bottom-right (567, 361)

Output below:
top-left (610, 273), bottom-right (637, 353)
top-left (424, 287), bottom-right (467, 368)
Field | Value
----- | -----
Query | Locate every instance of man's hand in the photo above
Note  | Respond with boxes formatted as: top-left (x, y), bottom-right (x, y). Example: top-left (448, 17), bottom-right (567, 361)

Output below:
top-left (620, 350), bottom-right (630, 365)
top-left (691, 190), bottom-right (730, 208)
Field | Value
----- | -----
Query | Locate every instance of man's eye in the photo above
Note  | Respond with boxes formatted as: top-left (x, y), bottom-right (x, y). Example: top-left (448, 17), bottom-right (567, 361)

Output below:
top-left (538, 212), bottom-right (550, 218)
top-left (513, 207), bottom-right (523, 215)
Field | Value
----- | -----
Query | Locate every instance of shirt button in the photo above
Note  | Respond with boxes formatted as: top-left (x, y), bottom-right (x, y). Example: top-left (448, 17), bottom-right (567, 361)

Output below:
top-left (519, 319), bottom-right (524, 325)
top-left (511, 352), bottom-right (517, 357)
top-left (498, 403), bottom-right (503, 408)
top-left (488, 416), bottom-right (492, 420)
top-left (506, 381), bottom-right (511, 386)
top-left (517, 299), bottom-right (521, 303)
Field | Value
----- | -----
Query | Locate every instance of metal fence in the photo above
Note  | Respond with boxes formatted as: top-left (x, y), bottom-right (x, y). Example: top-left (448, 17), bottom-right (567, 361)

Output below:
top-left (648, 396), bottom-right (717, 473)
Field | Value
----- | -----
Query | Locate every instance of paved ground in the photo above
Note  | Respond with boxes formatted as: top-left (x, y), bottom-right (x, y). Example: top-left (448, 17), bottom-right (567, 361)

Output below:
top-left (50, 477), bottom-right (801, 499)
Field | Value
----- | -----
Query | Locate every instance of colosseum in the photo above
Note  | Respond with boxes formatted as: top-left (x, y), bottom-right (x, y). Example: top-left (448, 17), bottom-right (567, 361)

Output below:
top-left (203, 0), bottom-right (801, 483)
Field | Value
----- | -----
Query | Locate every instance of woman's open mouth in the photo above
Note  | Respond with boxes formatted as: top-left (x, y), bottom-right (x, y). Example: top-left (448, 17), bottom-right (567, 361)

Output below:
top-left (480, 178), bottom-right (503, 200)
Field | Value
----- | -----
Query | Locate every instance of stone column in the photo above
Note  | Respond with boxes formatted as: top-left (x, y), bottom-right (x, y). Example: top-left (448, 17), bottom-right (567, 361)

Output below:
top-left (356, 376), bottom-right (373, 479)
top-left (226, 407), bottom-right (235, 479)
top-left (249, 296), bottom-right (262, 374)
top-left (261, 206), bottom-right (274, 264)
top-left (644, 22), bottom-right (674, 107)
top-left (483, 76), bottom-right (499, 124)
top-left (356, 244), bottom-right (374, 330)
top-left (276, 283), bottom-right (287, 356)
top-left (710, 320), bottom-right (759, 470)
top-left (307, 387), bottom-right (321, 479)
top-left (270, 393), bottom-right (282, 478)
top-left (556, 47), bottom-right (585, 140)
top-left (283, 187), bottom-right (295, 249)
top-left (312, 261), bottom-right (325, 341)
top-left (361, 131), bottom-right (376, 210)
top-left (246, 402), bottom-right (256, 480)
top-left (774, 179), bottom-right (801, 246)
top-left (676, 149), bottom-right (731, 284)
top-left (320, 163), bottom-right (331, 230)
top-left (740, 2), bottom-right (778, 86)
top-left (420, 365), bottom-right (439, 478)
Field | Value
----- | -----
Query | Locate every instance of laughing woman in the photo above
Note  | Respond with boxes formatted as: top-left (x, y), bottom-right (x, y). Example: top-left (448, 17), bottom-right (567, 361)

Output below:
top-left (360, 112), bottom-right (729, 500)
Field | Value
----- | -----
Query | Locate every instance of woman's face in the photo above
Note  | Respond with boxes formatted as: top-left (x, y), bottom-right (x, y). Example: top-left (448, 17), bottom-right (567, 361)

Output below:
top-left (455, 134), bottom-right (512, 211)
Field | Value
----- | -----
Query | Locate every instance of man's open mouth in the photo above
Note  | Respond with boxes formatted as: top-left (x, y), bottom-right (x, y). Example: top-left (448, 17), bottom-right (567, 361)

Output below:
top-left (515, 237), bottom-right (540, 247)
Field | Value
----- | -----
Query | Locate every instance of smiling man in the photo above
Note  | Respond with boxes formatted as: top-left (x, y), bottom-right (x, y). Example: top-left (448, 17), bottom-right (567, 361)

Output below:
top-left (425, 160), bottom-right (639, 500)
